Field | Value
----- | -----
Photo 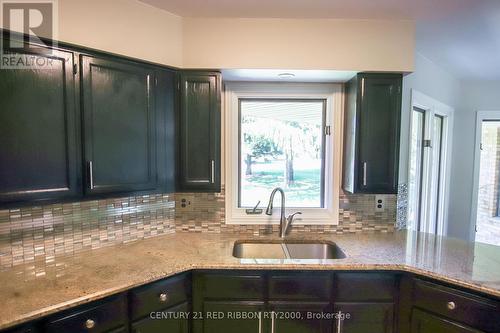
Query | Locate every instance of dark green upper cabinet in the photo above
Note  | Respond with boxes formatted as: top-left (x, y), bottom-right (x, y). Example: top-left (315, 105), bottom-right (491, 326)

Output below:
top-left (343, 73), bottom-right (402, 194)
top-left (0, 38), bottom-right (80, 206)
top-left (178, 71), bottom-right (221, 192)
top-left (80, 55), bottom-right (161, 196)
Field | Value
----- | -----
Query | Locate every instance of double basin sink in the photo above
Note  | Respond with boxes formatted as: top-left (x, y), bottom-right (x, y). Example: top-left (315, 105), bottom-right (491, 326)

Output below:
top-left (233, 240), bottom-right (346, 260)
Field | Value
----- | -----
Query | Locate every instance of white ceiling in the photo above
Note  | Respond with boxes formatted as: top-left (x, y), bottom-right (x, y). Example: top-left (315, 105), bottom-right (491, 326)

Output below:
top-left (140, 0), bottom-right (500, 80)
top-left (140, 0), bottom-right (475, 19)
top-left (416, 1), bottom-right (500, 80)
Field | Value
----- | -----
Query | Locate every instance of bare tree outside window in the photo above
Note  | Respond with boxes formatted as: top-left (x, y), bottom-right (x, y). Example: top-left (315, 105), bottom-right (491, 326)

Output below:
top-left (239, 99), bottom-right (326, 208)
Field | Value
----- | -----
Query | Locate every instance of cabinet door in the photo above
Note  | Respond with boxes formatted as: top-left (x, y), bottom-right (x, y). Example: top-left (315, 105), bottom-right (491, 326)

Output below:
top-left (81, 55), bottom-right (157, 195)
top-left (156, 68), bottom-right (177, 193)
top-left (200, 301), bottom-right (264, 333)
top-left (358, 74), bottom-right (401, 193)
top-left (179, 72), bottom-right (221, 192)
top-left (0, 40), bottom-right (80, 205)
top-left (270, 302), bottom-right (332, 333)
top-left (45, 294), bottom-right (127, 333)
top-left (410, 309), bottom-right (483, 333)
top-left (334, 302), bottom-right (394, 333)
top-left (131, 302), bottom-right (189, 333)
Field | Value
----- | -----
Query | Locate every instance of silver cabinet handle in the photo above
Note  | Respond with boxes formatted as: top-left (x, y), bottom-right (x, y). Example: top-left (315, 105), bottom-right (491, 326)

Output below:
top-left (88, 161), bottom-right (94, 190)
top-left (271, 311), bottom-right (275, 333)
top-left (447, 301), bottom-right (456, 310)
top-left (336, 311), bottom-right (342, 333)
top-left (210, 160), bottom-right (215, 184)
top-left (362, 162), bottom-right (367, 186)
top-left (258, 311), bottom-right (262, 333)
top-left (85, 319), bottom-right (96, 329)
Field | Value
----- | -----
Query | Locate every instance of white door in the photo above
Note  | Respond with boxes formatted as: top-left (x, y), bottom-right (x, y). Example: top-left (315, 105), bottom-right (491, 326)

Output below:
top-left (407, 91), bottom-right (453, 235)
top-left (471, 111), bottom-right (500, 245)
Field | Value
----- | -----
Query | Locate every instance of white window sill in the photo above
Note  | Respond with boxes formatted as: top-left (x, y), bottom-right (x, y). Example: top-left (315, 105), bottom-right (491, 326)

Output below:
top-left (225, 208), bottom-right (339, 225)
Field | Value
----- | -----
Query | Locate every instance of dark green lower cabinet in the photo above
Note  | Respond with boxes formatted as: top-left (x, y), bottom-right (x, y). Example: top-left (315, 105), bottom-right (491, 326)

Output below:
top-left (334, 303), bottom-right (394, 333)
top-left (3, 272), bottom-right (500, 333)
top-left (193, 272), bottom-right (335, 333)
top-left (270, 302), bottom-right (332, 333)
top-left (131, 302), bottom-right (189, 333)
top-left (410, 309), bottom-right (483, 333)
top-left (200, 301), bottom-right (332, 333)
top-left (201, 301), bottom-right (265, 333)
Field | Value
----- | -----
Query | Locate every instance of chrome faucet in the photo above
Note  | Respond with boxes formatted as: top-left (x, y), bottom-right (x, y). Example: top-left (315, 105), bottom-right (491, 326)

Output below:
top-left (265, 187), bottom-right (302, 238)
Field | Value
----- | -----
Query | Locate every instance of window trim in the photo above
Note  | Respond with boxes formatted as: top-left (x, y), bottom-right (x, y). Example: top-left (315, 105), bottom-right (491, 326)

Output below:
top-left (224, 82), bottom-right (343, 225)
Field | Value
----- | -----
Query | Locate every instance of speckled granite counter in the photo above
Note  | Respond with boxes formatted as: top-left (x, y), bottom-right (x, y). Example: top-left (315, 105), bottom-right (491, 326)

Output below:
top-left (1, 231), bottom-right (500, 330)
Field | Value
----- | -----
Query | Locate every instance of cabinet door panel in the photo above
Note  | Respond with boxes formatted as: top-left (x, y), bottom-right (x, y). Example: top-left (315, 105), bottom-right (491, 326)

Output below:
top-left (131, 302), bottom-right (189, 333)
top-left (179, 72), bottom-right (220, 192)
top-left (0, 40), bottom-right (79, 205)
top-left (45, 294), bottom-right (127, 333)
top-left (335, 273), bottom-right (396, 302)
top-left (81, 55), bottom-right (157, 195)
top-left (270, 302), bottom-right (332, 333)
top-left (412, 279), bottom-right (500, 333)
top-left (358, 75), bottom-right (401, 193)
top-left (410, 309), bottom-right (483, 333)
top-left (200, 273), bottom-right (264, 300)
top-left (334, 302), bottom-right (394, 333)
top-left (130, 272), bottom-right (190, 321)
top-left (201, 301), bottom-right (264, 333)
top-left (269, 272), bottom-right (333, 301)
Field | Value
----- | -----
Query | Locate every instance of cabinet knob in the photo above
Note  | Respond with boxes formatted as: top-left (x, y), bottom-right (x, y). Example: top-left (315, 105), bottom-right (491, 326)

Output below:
top-left (447, 301), bottom-right (456, 310)
top-left (85, 319), bottom-right (96, 329)
top-left (159, 292), bottom-right (169, 303)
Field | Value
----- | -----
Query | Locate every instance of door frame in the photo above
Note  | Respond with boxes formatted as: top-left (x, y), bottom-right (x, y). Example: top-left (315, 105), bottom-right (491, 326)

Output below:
top-left (408, 90), bottom-right (454, 235)
top-left (469, 110), bottom-right (500, 242)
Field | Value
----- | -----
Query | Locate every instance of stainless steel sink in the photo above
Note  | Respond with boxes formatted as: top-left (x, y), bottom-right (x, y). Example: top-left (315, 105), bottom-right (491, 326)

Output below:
top-left (232, 240), bottom-right (346, 259)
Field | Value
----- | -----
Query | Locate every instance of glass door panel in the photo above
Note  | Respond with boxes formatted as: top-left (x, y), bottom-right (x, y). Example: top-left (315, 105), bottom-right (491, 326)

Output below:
top-left (427, 115), bottom-right (444, 233)
top-left (408, 107), bottom-right (448, 234)
top-left (408, 107), bottom-right (425, 230)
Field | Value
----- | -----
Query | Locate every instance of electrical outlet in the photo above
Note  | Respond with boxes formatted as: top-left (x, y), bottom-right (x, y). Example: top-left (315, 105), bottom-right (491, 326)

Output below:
top-left (375, 195), bottom-right (385, 212)
top-left (178, 195), bottom-right (194, 209)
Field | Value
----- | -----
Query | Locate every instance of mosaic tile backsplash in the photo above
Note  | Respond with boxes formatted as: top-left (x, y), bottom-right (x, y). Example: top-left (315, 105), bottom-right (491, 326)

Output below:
top-left (0, 188), bottom-right (397, 270)
top-left (0, 194), bottom-right (175, 270)
top-left (175, 186), bottom-right (396, 236)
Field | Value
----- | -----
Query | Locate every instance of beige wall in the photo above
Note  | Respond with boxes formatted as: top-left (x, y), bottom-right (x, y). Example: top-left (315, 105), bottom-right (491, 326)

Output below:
top-left (2, 0), bottom-right (415, 71)
top-left (2, 0), bottom-right (184, 67)
top-left (182, 18), bottom-right (415, 72)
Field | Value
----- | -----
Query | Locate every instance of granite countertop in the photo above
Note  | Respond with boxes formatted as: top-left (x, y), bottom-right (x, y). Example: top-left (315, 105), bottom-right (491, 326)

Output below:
top-left (1, 230), bottom-right (500, 330)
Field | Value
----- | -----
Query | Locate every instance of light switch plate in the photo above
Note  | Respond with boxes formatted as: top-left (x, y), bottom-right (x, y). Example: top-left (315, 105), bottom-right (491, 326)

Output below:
top-left (375, 195), bottom-right (385, 212)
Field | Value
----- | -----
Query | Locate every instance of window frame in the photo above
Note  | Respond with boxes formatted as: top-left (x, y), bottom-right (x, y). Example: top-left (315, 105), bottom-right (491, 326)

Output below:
top-left (224, 82), bottom-right (343, 225)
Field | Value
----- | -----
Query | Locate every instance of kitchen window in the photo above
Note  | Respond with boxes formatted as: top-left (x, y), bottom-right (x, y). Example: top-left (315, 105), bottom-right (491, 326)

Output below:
top-left (224, 83), bottom-right (342, 224)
